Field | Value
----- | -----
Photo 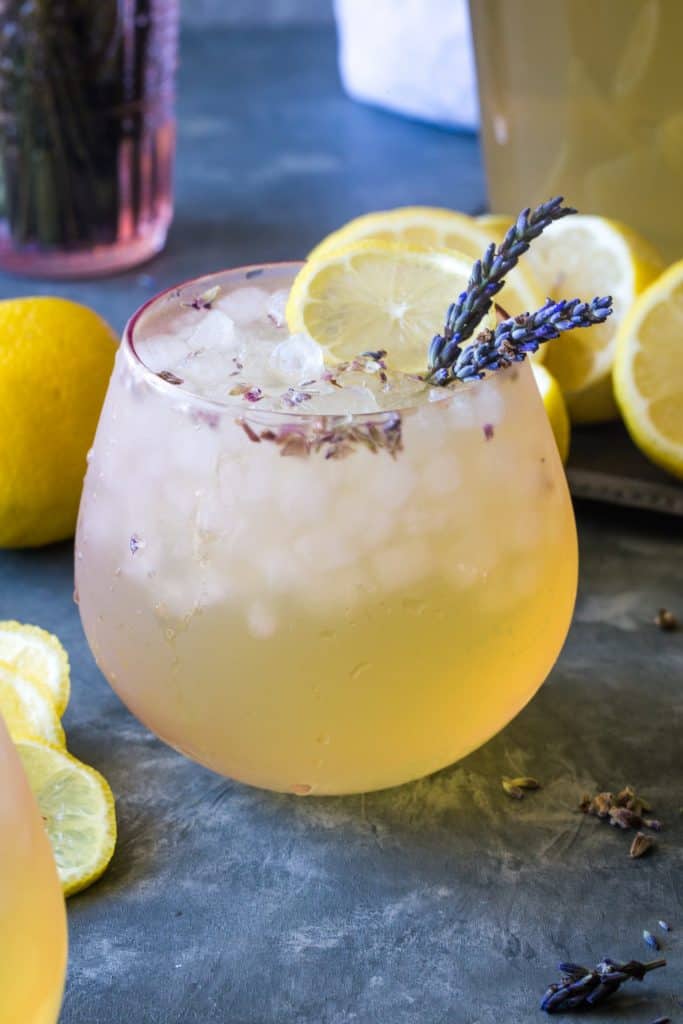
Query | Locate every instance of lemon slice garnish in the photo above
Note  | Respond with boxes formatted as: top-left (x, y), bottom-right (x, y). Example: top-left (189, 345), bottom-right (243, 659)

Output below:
top-left (613, 259), bottom-right (683, 480)
top-left (287, 240), bottom-right (477, 374)
top-left (15, 738), bottom-right (117, 897)
top-left (307, 207), bottom-right (544, 352)
top-left (0, 621), bottom-right (70, 714)
top-left (0, 663), bottom-right (65, 746)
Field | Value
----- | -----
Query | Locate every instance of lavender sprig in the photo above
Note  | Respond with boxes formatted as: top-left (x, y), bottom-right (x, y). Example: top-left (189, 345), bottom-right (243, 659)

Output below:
top-left (540, 957), bottom-right (666, 1014)
top-left (430, 295), bottom-right (613, 385)
top-left (427, 196), bottom-right (575, 377)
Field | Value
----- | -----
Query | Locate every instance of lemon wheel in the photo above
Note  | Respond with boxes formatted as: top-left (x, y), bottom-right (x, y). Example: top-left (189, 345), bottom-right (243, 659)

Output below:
top-left (16, 738), bottom-right (117, 897)
top-left (614, 260), bottom-right (683, 480)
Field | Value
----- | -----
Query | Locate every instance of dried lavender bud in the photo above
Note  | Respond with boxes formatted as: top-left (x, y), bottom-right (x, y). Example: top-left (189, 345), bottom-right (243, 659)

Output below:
top-left (644, 818), bottom-right (663, 832)
top-left (649, 1016), bottom-right (671, 1023)
top-left (616, 785), bottom-right (653, 814)
top-left (655, 608), bottom-right (678, 631)
top-left (609, 806), bottom-right (643, 830)
top-left (658, 921), bottom-right (671, 932)
top-left (429, 196), bottom-right (576, 371)
top-left (630, 832), bottom-right (655, 858)
top-left (590, 792), bottom-right (614, 818)
top-left (643, 930), bottom-right (660, 950)
top-left (558, 962), bottom-right (590, 981)
top-left (541, 957), bottom-right (666, 1014)
top-left (502, 775), bottom-right (540, 798)
top-left (183, 284), bottom-right (221, 311)
top-left (157, 370), bottom-right (184, 385)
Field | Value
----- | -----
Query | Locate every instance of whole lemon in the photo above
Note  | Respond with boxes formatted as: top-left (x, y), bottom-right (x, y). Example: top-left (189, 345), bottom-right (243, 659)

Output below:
top-left (0, 297), bottom-right (116, 548)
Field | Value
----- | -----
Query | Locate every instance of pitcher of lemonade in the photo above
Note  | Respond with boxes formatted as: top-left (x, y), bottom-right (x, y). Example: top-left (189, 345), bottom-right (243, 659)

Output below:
top-left (469, 0), bottom-right (682, 261)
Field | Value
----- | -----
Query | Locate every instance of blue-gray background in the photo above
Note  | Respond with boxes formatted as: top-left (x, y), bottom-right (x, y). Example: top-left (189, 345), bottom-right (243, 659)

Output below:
top-left (181, 0), bottom-right (334, 24)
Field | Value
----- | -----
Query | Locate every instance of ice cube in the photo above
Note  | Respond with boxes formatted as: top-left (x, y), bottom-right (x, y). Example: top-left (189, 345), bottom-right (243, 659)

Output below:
top-left (138, 333), bottom-right (191, 373)
top-left (179, 348), bottom-right (241, 398)
top-left (304, 385), bottom-right (379, 415)
top-left (216, 286), bottom-right (270, 325)
top-left (268, 333), bottom-right (325, 385)
top-left (186, 309), bottom-right (237, 352)
top-left (265, 288), bottom-right (290, 327)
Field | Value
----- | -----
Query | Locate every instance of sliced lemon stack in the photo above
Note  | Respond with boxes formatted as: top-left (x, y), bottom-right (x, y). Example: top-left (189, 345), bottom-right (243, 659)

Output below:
top-left (0, 661), bottom-right (65, 746)
top-left (613, 260), bottom-right (683, 480)
top-left (288, 240), bottom-right (476, 373)
top-left (307, 206), bottom-right (544, 347)
top-left (526, 215), bottom-right (663, 409)
top-left (0, 620), bottom-right (70, 714)
top-left (16, 739), bottom-right (116, 898)
top-left (0, 620), bottom-right (116, 895)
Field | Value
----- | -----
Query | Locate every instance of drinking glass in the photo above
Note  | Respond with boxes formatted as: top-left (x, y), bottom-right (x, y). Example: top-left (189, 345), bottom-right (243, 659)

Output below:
top-left (0, 716), bottom-right (67, 1024)
top-left (0, 0), bottom-right (179, 278)
top-left (76, 263), bottom-right (578, 795)
top-left (469, 0), bottom-right (683, 261)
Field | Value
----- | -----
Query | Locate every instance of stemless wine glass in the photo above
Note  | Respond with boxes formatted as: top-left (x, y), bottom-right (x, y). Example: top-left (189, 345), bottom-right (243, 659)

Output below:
top-left (0, 716), bottom-right (67, 1024)
top-left (76, 263), bottom-right (577, 795)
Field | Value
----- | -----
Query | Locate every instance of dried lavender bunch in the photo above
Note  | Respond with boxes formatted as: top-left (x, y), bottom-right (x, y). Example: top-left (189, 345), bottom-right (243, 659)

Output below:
top-left (426, 196), bottom-right (615, 384)
top-left (430, 296), bottom-right (612, 385)
top-left (427, 197), bottom-right (575, 374)
top-left (540, 957), bottom-right (666, 1014)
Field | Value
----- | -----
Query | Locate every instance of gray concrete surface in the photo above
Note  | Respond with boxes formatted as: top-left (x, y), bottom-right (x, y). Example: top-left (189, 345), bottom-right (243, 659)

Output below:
top-left (0, 27), bottom-right (681, 1024)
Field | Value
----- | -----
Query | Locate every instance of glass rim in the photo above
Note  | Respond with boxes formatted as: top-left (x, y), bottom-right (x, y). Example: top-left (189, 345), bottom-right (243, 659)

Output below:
top-left (123, 260), bottom-right (488, 421)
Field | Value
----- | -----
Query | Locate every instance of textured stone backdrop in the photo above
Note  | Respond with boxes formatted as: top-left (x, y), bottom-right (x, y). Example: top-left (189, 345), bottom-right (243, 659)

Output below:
top-left (181, 0), bottom-right (333, 25)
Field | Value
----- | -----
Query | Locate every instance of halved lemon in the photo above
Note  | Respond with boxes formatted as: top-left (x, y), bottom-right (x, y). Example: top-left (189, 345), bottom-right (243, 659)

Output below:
top-left (564, 373), bottom-right (620, 425)
top-left (475, 213), bottom-right (513, 242)
top-left (531, 363), bottom-right (570, 464)
top-left (16, 738), bottom-right (117, 897)
top-left (613, 260), bottom-right (683, 480)
top-left (0, 662), bottom-right (65, 746)
top-left (0, 621), bottom-right (70, 715)
top-left (527, 215), bottom-right (663, 397)
top-left (307, 206), bottom-right (544, 339)
top-left (287, 240), bottom-right (477, 373)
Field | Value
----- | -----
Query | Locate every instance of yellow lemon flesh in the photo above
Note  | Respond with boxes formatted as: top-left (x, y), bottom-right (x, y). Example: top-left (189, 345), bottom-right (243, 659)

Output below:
top-left (531, 363), bottom-right (571, 464)
top-left (287, 240), bottom-right (477, 374)
top-left (307, 206), bottom-right (544, 355)
top-left (613, 260), bottom-right (683, 480)
top-left (527, 216), bottom-right (662, 400)
top-left (15, 738), bottom-right (117, 897)
top-left (0, 662), bottom-right (65, 747)
top-left (0, 297), bottom-right (116, 548)
top-left (0, 621), bottom-right (70, 715)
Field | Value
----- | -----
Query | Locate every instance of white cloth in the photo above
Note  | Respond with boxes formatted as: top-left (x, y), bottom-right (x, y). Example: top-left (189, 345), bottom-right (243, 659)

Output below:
top-left (334, 0), bottom-right (479, 130)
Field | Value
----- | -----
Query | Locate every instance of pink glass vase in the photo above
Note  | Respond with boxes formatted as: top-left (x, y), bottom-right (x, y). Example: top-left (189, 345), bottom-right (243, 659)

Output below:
top-left (0, 0), bottom-right (179, 279)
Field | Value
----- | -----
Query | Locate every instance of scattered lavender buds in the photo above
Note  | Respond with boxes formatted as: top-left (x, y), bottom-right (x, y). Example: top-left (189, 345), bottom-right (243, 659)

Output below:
top-left (540, 957), bottom-right (666, 1014)
top-left (643, 930), bottom-right (661, 951)
top-left (580, 787), bottom-right (662, 854)
top-left (658, 921), bottom-right (671, 932)
top-left (655, 608), bottom-right (678, 631)
top-left (502, 776), bottom-right (540, 799)
top-left (426, 196), bottom-right (613, 385)
top-left (182, 284), bottom-right (221, 311)
top-left (630, 832), bottom-right (655, 858)
top-left (237, 412), bottom-right (403, 461)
